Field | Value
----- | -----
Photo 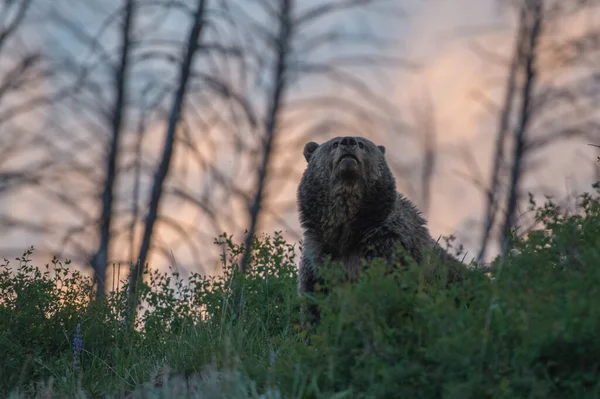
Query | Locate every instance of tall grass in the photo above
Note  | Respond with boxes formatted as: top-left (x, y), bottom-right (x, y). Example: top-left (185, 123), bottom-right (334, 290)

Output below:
top-left (2, 184), bottom-right (600, 398)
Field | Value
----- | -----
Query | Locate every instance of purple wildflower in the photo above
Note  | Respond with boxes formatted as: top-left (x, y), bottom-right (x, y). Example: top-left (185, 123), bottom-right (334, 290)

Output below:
top-left (73, 323), bottom-right (83, 370)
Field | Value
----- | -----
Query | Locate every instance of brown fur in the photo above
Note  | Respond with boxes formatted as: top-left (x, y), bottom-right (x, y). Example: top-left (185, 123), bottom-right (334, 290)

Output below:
top-left (297, 136), bottom-right (463, 327)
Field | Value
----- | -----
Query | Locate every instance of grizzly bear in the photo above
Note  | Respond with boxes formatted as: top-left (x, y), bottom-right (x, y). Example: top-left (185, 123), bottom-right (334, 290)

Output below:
top-left (297, 136), bottom-right (463, 327)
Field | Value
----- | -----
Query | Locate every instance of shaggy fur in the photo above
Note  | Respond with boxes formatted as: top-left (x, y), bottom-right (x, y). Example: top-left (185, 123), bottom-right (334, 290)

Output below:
top-left (297, 136), bottom-right (462, 327)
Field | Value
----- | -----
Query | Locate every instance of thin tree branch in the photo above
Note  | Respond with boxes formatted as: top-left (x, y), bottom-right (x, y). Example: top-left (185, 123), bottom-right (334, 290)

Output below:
top-left (91, 0), bottom-right (135, 300)
top-left (132, 0), bottom-right (208, 298)
top-left (477, 4), bottom-right (528, 263)
top-left (240, 0), bottom-right (293, 273)
top-left (500, 0), bottom-right (543, 255)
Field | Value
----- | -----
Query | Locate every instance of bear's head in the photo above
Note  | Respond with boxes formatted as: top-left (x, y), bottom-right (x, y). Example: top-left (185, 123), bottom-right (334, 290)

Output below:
top-left (302, 136), bottom-right (387, 185)
top-left (297, 136), bottom-right (397, 235)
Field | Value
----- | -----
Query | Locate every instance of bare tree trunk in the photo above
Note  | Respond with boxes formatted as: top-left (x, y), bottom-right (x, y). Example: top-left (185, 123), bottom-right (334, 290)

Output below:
top-left (127, 86), bottom-right (151, 280)
top-left (477, 5), bottom-right (528, 263)
top-left (421, 139), bottom-right (435, 218)
top-left (92, 0), bottom-right (135, 301)
top-left (0, 0), bottom-right (33, 56)
top-left (130, 0), bottom-right (207, 303)
top-left (0, 0), bottom-right (44, 198)
top-left (239, 0), bottom-right (293, 273)
top-left (500, 0), bottom-right (543, 255)
top-left (413, 90), bottom-right (437, 217)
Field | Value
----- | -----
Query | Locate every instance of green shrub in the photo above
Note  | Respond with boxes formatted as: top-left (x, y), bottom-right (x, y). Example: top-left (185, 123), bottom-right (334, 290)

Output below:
top-left (279, 184), bottom-right (600, 399)
top-left (2, 185), bottom-right (600, 398)
top-left (0, 232), bottom-right (301, 397)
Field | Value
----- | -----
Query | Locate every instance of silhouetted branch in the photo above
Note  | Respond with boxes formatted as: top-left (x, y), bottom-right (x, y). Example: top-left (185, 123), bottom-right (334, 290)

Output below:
top-left (500, 0), bottom-right (543, 255)
top-left (476, 4), bottom-right (527, 263)
top-left (295, 0), bottom-right (376, 27)
top-left (132, 0), bottom-right (208, 299)
top-left (0, 0), bottom-right (33, 55)
top-left (91, 0), bottom-right (136, 301)
top-left (240, 0), bottom-right (293, 273)
top-left (409, 89), bottom-right (437, 217)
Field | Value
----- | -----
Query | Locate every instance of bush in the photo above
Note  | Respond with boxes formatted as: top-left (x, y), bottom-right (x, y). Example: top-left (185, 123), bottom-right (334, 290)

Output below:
top-left (0, 232), bottom-right (301, 398)
top-left (2, 186), bottom-right (600, 398)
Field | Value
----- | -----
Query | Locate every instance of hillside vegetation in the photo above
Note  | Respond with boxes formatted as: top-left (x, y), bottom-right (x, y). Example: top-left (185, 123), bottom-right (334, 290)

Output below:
top-left (2, 185), bottom-right (600, 398)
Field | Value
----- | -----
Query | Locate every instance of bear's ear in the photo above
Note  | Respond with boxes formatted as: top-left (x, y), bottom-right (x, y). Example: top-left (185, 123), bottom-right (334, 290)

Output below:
top-left (303, 142), bottom-right (319, 162)
top-left (377, 145), bottom-right (386, 155)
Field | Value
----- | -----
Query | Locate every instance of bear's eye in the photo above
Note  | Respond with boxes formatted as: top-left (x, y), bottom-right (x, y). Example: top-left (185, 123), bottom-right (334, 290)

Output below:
top-left (358, 142), bottom-right (364, 149)
top-left (332, 141), bottom-right (339, 149)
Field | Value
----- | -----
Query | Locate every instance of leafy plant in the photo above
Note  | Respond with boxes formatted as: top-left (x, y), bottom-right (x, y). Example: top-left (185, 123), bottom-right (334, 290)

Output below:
top-left (3, 186), bottom-right (600, 398)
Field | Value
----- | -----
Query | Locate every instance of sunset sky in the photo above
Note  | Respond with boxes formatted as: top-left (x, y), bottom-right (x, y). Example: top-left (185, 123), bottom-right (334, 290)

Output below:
top-left (2, 0), bottom-right (600, 278)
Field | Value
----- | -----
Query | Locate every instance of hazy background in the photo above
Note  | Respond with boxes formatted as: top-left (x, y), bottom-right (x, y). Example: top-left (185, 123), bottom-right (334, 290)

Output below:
top-left (2, 0), bottom-right (599, 297)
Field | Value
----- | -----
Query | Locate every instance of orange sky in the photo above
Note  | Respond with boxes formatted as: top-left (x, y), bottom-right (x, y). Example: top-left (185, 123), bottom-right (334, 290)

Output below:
top-left (2, 0), bottom-right (600, 282)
